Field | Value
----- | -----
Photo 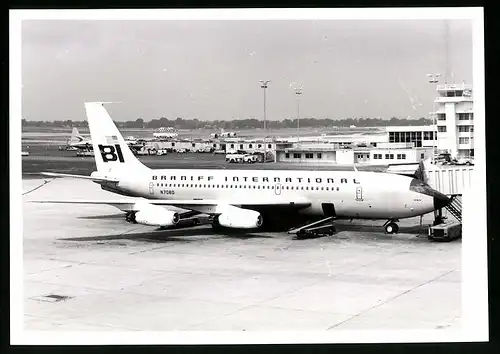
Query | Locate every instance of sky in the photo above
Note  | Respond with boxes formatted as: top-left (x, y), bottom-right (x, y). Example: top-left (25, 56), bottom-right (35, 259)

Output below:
top-left (21, 18), bottom-right (473, 121)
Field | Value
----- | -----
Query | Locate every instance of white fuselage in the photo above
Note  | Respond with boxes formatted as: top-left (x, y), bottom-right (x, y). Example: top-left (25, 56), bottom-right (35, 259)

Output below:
top-left (111, 168), bottom-right (435, 220)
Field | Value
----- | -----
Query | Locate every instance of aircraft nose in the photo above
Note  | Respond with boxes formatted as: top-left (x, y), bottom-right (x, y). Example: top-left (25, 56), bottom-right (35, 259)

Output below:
top-left (433, 191), bottom-right (451, 210)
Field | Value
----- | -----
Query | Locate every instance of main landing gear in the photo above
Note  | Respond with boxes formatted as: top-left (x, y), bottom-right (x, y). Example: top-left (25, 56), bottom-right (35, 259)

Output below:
top-left (125, 211), bottom-right (137, 224)
top-left (383, 220), bottom-right (399, 234)
top-left (210, 215), bottom-right (223, 231)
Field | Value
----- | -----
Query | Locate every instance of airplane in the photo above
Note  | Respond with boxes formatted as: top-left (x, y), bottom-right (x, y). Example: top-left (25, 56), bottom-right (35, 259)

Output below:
top-left (67, 127), bottom-right (93, 150)
top-left (153, 127), bottom-right (179, 140)
top-left (34, 102), bottom-right (451, 235)
top-left (67, 127), bottom-right (144, 151)
top-left (211, 128), bottom-right (237, 139)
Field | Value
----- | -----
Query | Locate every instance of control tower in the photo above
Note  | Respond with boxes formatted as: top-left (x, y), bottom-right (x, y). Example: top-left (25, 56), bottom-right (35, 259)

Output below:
top-left (434, 82), bottom-right (474, 158)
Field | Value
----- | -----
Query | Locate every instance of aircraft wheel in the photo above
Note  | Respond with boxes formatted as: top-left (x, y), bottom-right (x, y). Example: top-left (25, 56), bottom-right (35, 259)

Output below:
top-left (384, 222), bottom-right (399, 234)
top-left (125, 211), bottom-right (137, 224)
top-left (211, 216), bottom-right (222, 230)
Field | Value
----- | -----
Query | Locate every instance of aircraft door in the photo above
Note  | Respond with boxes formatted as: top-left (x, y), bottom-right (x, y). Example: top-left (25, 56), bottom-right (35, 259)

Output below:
top-left (275, 183), bottom-right (282, 195)
top-left (322, 203), bottom-right (336, 217)
top-left (355, 185), bottom-right (363, 201)
top-left (149, 182), bottom-right (155, 195)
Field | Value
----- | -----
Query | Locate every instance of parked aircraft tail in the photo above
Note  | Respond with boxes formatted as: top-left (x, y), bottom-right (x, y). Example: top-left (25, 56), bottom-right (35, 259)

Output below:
top-left (70, 127), bottom-right (84, 143)
top-left (85, 102), bottom-right (148, 174)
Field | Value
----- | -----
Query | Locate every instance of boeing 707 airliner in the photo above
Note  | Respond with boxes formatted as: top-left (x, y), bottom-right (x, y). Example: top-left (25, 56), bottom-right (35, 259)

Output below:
top-left (35, 102), bottom-right (451, 234)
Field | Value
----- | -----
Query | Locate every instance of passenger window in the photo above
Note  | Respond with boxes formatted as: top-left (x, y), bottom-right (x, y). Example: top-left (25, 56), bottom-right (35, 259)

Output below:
top-left (253, 186), bottom-right (256, 189)
top-left (217, 184), bottom-right (219, 188)
top-left (301, 186), bottom-right (304, 190)
top-left (321, 187), bottom-right (324, 190)
top-left (157, 183), bottom-right (159, 187)
top-left (203, 184), bottom-right (206, 188)
top-left (306, 187), bottom-right (309, 190)
top-left (271, 186), bottom-right (275, 189)
top-left (316, 187), bottom-right (319, 190)
top-left (337, 187), bottom-right (339, 191)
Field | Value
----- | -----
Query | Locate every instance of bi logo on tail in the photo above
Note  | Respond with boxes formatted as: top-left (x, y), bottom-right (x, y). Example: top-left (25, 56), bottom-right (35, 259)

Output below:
top-left (98, 144), bottom-right (125, 163)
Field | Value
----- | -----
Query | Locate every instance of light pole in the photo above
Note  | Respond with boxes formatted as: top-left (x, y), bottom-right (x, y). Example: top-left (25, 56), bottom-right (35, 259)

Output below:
top-left (259, 80), bottom-right (271, 131)
top-left (259, 80), bottom-right (271, 160)
top-left (294, 87), bottom-right (303, 139)
top-left (427, 73), bottom-right (441, 196)
top-left (427, 73), bottom-right (441, 166)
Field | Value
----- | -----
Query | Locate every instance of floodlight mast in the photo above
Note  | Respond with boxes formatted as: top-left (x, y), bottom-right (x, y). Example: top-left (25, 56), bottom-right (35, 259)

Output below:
top-left (259, 80), bottom-right (271, 160)
top-left (294, 87), bottom-right (303, 137)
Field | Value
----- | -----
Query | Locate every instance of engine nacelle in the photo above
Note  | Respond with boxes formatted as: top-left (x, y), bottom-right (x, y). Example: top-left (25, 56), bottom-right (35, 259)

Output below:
top-left (218, 206), bottom-right (263, 229)
top-left (133, 203), bottom-right (180, 227)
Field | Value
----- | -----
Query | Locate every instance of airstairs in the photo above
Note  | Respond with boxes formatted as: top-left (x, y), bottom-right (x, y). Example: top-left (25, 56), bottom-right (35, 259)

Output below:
top-left (288, 216), bottom-right (336, 239)
top-left (445, 195), bottom-right (462, 223)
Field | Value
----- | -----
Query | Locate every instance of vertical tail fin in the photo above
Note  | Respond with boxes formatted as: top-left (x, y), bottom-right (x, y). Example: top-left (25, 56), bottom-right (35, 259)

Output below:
top-left (84, 102), bottom-right (147, 174)
top-left (70, 127), bottom-right (83, 142)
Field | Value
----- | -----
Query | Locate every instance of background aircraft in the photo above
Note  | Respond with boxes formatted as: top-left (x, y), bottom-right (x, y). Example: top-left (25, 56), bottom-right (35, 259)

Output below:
top-left (66, 127), bottom-right (144, 151)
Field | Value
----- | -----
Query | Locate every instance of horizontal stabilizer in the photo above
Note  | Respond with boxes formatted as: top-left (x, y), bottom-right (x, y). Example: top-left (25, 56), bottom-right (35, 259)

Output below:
top-left (40, 172), bottom-right (118, 183)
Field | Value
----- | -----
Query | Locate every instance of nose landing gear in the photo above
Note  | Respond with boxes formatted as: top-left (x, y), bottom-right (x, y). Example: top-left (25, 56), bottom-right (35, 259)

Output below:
top-left (383, 220), bottom-right (399, 234)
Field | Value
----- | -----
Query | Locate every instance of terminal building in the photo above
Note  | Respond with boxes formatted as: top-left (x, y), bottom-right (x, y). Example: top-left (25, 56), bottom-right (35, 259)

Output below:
top-left (274, 126), bottom-right (436, 166)
top-left (434, 82), bottom-right (474, 158)
top-left (224, 139), bottom-right (276, 154)
top-left (274, 141), bottom-right (432, 165)
top-left (386, 126), bottom-right (436, 148)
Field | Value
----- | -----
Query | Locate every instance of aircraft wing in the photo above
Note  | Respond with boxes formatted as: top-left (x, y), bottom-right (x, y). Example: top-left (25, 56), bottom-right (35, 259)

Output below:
top-left (29, 197), bottom-right (311, 214)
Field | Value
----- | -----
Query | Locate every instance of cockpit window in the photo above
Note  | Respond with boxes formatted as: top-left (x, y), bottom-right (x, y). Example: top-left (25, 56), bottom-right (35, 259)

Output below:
top-left (409, 179), bottom-right (435, 197)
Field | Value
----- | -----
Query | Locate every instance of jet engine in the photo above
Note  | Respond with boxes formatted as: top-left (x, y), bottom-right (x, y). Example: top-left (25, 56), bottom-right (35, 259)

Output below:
top-left (218, 206), bottom-right (263, 229)
top-left (130, 203), bottom-right (180, 227)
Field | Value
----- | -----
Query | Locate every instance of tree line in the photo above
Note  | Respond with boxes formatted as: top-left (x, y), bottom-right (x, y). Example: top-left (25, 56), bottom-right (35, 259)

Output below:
top-left (21, 117), bottom-right (433, 129)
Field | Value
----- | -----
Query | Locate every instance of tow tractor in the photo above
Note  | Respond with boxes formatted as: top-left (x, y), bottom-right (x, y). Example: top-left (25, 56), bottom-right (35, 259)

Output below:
top-left (428, 220), bottom-right (462, 242)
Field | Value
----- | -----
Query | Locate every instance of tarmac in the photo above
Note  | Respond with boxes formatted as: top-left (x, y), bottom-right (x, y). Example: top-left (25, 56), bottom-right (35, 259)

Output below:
top-left (22, 177), bottom-right (461, 331)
